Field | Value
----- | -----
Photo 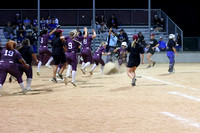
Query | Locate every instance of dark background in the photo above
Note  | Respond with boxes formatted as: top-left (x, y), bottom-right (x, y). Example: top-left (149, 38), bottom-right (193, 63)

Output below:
top-left (0, 0), bottom-right (199, 37)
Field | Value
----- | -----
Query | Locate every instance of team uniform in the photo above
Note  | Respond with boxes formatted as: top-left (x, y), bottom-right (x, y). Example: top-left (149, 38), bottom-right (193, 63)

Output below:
top-left (80, 36), bottom-right (93, 64)
top-left (116, 47), bottom-right (128, 66)
top-left (166, 39), bottom-right (176, 73)
top-left (147, 38), bottom-right (158, 55)
top-left (127, 43), bottom-right (144, 68)
top-left (0, 48), bottom-right (27, 94)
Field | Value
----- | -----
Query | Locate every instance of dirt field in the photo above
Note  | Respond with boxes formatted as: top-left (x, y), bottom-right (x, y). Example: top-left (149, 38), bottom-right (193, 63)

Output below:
top-left (0, 63), bottom-right (200, 133)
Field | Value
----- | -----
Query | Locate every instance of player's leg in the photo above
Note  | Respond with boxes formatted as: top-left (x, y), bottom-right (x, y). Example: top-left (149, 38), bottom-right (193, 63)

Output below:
top-left (146, 53), bottom-right (154, 68)
top-left (167, 51), bottom-right (175, 73)
top-left (70, 58), bottom-right (78, 86)
top-left (45, 48), bottom-right (53, 69)
top-left (99, 58), bottom-right (105, 74)
top-left (37, 54), bottom-right (43, 76)
top-left (127, 67), bottom-right (137, 86)
top-left (0, 69), bottom-right (7, 96)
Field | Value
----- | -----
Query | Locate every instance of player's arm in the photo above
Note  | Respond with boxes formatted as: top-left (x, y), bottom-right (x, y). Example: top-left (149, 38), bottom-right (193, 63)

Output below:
top-left (31, 53), bottom-right (39, 64)
top-left (83, 27), bottom-right (88, 38)
top-left (63, 46), bottom-right (67, 52)
top-left (108, 27), bottom-right (112, 36)
top-left (49, 25), bottom-right (61, 35)
top-left (102, 52), bottom-right (111, 55)
top-left (113, 47), bottom-right (120, 53)
top-left (172, 47), bottom-right (178, 56)
top-left (92, 29), bottom-right (96, 39)
top-left (19, 58), bottom-right (30, 69)
top-left (141, 54), bottom-right (144, 64)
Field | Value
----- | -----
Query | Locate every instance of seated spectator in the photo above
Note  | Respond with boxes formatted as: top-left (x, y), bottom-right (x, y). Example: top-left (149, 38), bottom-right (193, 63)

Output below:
top-left (23, 16), bottom-right (31, 29)
top-left (12, 13), bottom-right (21, 28)
top-left (17, 33), bottom-right (25, 46)
top-left (3, 21), bottom-right (15, 40)
top-left (47, 20), bottom-right (57, 30)
top-left (99, 14), bottom-right (108, 32)
top-left (40, 17), bottom-right (46, 30)
top-left (108, 14), bottom-right (118, 29)
top-left (16, 22), bottom-right (26, 38)
top-left (46, 16), bottom-right (51, 26)
top-left (175, 35), bottom-right (182, 51)
top-left (95, 15), bottom-right (101, 34)
top-left (53, 16), bottom-right (59, 25)
top-left (117, 29), bottom-right (128, 47)
top-left (158, 36), bottom-right (166, 51)
top-left (160, 18), bottom-right (165, 31)
top-left (153, 15), bottom-right (161, 28)
top-left (138, 31), bottom-right (146, 48)
top-left (25, 31), bottom-right (37, 53)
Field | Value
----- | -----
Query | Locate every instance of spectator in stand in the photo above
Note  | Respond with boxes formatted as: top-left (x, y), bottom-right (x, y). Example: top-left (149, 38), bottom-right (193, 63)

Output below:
top-left (46, 16), bottom-right (51, 26)
top-left (117, 29), bottom-right (128, 47)
top-left (17, 33), bottom-right (25, 46)
top-left (158, 36), bottom-right (167, 51)
top-left (3, 21), bottom-right (15, 40)
top-left (23, 16), bottom-right (31, 30)
top-left (48, 20), bottom-right (57, 30)
top-left (95, 15), bottom-right (101, 34)
top-left (40, 17), bottom-right (46, 30)
top-left (153, 15), bottom-right (161, 29)
top-left (16, 22), bottom-right (26, 38)
top-left (99, 14), bottom-right (108, 32)
top-left (160, 18), bottom-right (165, 31)
top-left (53, 16), bottom-right (59, 25)
top-left (12, 13), bottom-right (21, 28)
top-left (175, 35), bottom-right (182, 51)
top-left (76, 27), bottom-right (82, 36)
top-left (138, 31), bottom-right (146, 48)
top-left (32, 17), bottom-right (38, 32)
top-left (108, 14), bottom-right (118, 29)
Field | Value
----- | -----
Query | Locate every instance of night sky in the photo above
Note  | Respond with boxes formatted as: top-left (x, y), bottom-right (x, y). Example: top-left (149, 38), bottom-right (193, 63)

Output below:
top-left (1, 0), bottom-right (199, 37)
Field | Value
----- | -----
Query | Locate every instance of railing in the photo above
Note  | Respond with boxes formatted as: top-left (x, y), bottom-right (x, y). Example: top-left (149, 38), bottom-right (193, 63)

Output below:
top-left (0, 8), bottom-right (183, 50)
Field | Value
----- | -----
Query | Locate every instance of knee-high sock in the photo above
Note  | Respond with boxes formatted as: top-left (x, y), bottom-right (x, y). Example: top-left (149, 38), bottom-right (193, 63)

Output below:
top-left (0, 84), bottom-right (2, 91)
top-left (82, 62), bottom-right (90, 69)
top-left (100, 65), bottom-right (104, 74)
top-left (82, 62), bottom-right (85, 67)
top-left (37, 61), bottom-right (42, 72)
top-left (66, 65), bottom-right (72, 77)
top-left (26, 78), bottom-right (32, 89)
top-left (72, 71), bottom-right (76, 82)
top-left (91, 64), bottom-right (97, 71)
top-left (19, 82), bottom-right (26, 91)
top-left (45, 57), bottom-right (53, 66)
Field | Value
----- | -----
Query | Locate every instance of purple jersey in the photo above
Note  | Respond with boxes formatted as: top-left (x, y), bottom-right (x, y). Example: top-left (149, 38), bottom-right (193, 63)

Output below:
top-left (117, 47), bottom-right (127, 59)
top-left (40, 34), bottom-right (50, 47)
top-left (65, 36), bottom-right (81, 53)
top-left (0, 48), bottom-right (22, 63)
top-left (79, 36), bottom-right (93, 50)
top-left (94, 46), bottom-right (106, 57)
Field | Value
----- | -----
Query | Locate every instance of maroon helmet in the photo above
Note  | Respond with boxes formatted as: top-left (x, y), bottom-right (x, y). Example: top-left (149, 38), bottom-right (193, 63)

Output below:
top-left (133, 34), bottom-right (139, 41)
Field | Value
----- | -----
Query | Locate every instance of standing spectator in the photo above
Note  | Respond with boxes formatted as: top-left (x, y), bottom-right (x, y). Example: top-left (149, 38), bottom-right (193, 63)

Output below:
top-left (12, 13), bottom-right (21, 28)
top-left (95, 15), bottom-right (101, 34)
top-left (40, 17), bottom-right (46, 30)
top-left (46, 16), bottom-right (51, 26)
top-left (23, 17), bottom-right (31, 30)
top-left (153, 15), bottom-right (161, 29)
top-left (3, 21), bottom-right (15, 40)
top-left (17, 33), bottom-right (25, 46)
top-left (106, 28), bottom-right (118, 63)
top-left (158, 36), bottom-right (167, 51)
top-left (16, 22), bottom-right (26, 38)
top-left (117, 29), bottom-right (128, 47)
top-left (108, 14), bottom-right (118, 29)
top-left (138, 31), bottom-right (146, 48)
top-left (175, 35), bottom-right (182, 51)
top-left (160, 18), bottom-right (165, 31)
top-left (99, 14), bottom-right (108, 32)
top-left (25, 31), bottom-right (37, 53)
top-left (53, 16), bottom-right (59, 25)
top-left (32, 17), bottom-right (38, 32)
top-left (47, 20), bottom-right (57, 30)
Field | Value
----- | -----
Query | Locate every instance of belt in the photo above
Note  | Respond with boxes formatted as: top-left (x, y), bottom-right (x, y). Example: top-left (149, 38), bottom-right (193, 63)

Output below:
top-left (0, 60), bottom-right (14, 63)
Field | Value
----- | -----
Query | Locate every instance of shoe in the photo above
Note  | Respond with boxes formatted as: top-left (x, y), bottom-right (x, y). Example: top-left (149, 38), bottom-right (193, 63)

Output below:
top-left (27, 88), bottom-right (33, 91)
top-left (22, 89), bottom-right (28, 94)
top-left (37, 72), bottom-right (40, 76)
top-left (51, 78), bottom-right (57, 83)
top-left (131, 78), bottom-right (137, 86)
top-left (64, 76), bottom-right (68, 85)
top-left (71, 81), bottom-right (77, 87)
top-left (81, 68), bottom-right (86, 74)
top-left (152, 61), bottom-right (156, 66)
top-left (45, 64), bottom-right (52, 69)
top-left (58, 74), bottom-right (63, 79)
top-left (89, 71), bottom-right (93, 75)
top-left (68, 75), bottom-right (72, 78)
top-left (146, 65), bottom-right (151, 68)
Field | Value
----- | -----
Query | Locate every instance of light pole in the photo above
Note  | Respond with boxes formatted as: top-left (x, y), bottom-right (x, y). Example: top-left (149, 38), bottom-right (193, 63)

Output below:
top-left (148, 0), bottom-right (151, 39)
top-left (37, 0), bottom-right (40, 54)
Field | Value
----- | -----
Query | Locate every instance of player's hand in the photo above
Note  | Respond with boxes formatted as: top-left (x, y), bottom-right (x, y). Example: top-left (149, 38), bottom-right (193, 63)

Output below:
top-left (25, 64), bottom-right (30, 69)
top-left (60, 36), bottom-right (65, 40)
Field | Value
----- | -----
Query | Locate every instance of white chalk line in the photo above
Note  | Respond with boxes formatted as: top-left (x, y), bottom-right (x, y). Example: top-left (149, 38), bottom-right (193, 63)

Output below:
top-left (168, 91), bottom-right (200, 102)
top-left (160, 112), bottom-right (200, 128)
top-left (142, 76), bottom-right (199, 91)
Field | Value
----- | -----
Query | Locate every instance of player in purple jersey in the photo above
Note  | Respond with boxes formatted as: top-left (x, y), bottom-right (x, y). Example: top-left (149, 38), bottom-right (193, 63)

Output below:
top-left (80, 27), bottom-right (96, 74)
top-left (113, 42), bottom-right (128, 67)
top-left (89, 42), bottom-right (111, 75)
top-left (61, 30), bottom-right (81, 86)
top-left (37, 25), bottom-right (60, 76)
top-left (0, 41), bottom-right (30, 96)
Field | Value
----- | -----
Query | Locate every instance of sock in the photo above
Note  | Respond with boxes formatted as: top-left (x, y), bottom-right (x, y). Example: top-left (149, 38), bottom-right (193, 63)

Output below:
top-left (72, 71), bottom-right (76, 82)
top-left (45, 57), bottom-right (53, 66)
top-left (57, 67), bottom-right (61, 73)
top-left (100, 65), bottom-right (104, 74)
top-left (19, 82), bottom-right (26, 91)
top-left (66, 65), bottom-right (72, 77)
top-left (0, 84), bottom-right (2, 91)
top-left (83, 62), bottom-right (90, 69)
top-left (91, 64), bottom-right (97, 71)
top-left (82, 62), bottom-right (85, 67)
top-left (26, 78), bottom-right (32, 89)
top-left (37, 61), bottom-right (42, 72)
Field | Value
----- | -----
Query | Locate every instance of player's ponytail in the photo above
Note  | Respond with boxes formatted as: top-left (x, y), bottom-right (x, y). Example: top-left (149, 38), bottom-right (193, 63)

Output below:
top-left (131, 35), bottom-right (139, 48)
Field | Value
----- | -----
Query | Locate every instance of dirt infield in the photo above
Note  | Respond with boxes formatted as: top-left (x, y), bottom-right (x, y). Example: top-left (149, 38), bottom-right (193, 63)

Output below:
top-left (0, 63), bottom-right (200, 133)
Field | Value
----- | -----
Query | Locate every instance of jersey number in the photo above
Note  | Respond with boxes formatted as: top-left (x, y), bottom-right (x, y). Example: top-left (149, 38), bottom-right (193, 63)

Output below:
top-left (40, 37), bottom-right (44, 44)
top-left (68, 42), bottom-right (72, 49)
top-left (83, 39), bottom-right (87, 44)
top-left (4, 50), bottom-right (14, 57)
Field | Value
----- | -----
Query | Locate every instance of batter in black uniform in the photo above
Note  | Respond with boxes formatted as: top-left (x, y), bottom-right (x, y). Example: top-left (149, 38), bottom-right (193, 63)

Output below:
top-left (146, 33), bottom-right (159, 68)
top-left (51, 29), bottom-right (67, 83)
top-left (127, 35), bottom-right (144, 86)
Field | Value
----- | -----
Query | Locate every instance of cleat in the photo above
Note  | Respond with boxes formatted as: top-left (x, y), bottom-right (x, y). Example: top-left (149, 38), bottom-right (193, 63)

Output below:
top-left (68, 75), bottom-right (72, 78)
top-left (131, 78), bottom-right (137, 86)
top-left (89, 71), bottom-right (93, 75)
top-left (58, 74), bottom-right (63, 79)
top-left (80, 68), bottom-right (86, 74)
top-left (45, 64), bottom-right (52, 69)
top-left (146, 65), bottom-right (151, 68)
top-left (22, 89), bottom-right (28, 94)
top-left (27, 88), bottom-right (33, 91)
top-left (71, 81), bottom-right (77, 87)
top-left (51, 78), bottom-right (57, 83)
top-left (152, 61), bottom-right (156, 66)
top-left (37, 72), bottom-right (40, 76)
